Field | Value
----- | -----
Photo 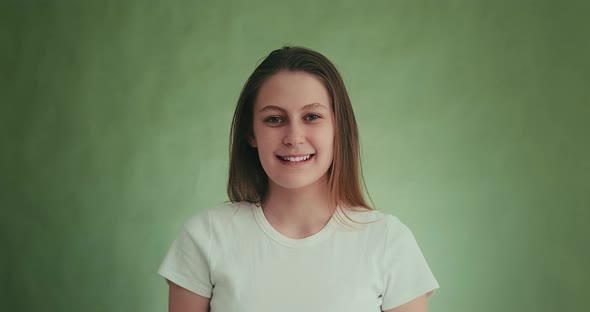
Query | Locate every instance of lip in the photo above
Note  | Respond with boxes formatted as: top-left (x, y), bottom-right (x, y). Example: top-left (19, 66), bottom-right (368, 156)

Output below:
top-left (276, 154), bottom-right (315, 165)
top-left (276, 153), bottom-right (314, 157)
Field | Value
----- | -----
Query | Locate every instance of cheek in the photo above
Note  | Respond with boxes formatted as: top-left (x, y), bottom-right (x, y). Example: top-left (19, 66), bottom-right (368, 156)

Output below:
top-left (253, 131), bottom-right (277, 154)
top-left (320, 128), bottom-right (335, 151)
top-left (251, 123), bottom-right (267, 146)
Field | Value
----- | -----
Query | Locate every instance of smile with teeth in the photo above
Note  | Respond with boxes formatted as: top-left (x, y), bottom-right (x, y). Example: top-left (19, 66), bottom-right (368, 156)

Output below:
top-left (277, 154), bottom-right (314, 162)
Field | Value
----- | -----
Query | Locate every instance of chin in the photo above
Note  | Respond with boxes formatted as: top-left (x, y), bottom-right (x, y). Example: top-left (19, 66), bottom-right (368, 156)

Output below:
top-left (270, 174), bottom-right (328, 190)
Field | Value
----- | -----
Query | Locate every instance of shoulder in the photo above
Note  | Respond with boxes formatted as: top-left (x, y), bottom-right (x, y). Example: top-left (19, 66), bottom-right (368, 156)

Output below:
top-left (338, 207), bottom-right (405, 229)
top-left (183, 201), bottom-right (254, 230)
top-left (335, 207), bottom-right (412, 241)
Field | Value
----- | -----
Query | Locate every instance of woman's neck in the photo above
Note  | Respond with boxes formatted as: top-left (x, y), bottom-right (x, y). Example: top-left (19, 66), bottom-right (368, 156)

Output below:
top-left (260, 177), bottom-right (336, 238)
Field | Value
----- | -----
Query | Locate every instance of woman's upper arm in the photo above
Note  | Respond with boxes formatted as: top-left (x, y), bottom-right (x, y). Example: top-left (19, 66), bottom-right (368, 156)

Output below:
top-left (167, 279), bottom-right (211, 312)
top-left (382, 292), bottom-right (431, 312)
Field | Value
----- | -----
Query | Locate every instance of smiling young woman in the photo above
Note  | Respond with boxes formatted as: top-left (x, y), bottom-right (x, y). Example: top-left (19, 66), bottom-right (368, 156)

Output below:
top-left (158, 46), bottom-right (440, 312)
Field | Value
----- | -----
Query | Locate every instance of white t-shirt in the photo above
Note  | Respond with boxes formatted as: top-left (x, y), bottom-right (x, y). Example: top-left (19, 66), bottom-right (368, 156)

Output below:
top-left (157, 201), bottom-right (440, 311)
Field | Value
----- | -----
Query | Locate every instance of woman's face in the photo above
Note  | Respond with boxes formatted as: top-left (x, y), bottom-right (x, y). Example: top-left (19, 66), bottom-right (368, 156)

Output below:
top-left (250, 70), bottom-right (335, 190)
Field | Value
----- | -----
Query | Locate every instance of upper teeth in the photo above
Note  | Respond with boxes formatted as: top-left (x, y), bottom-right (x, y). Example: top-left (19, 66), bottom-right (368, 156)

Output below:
top-left (280, 155), bottom-right (311, 162)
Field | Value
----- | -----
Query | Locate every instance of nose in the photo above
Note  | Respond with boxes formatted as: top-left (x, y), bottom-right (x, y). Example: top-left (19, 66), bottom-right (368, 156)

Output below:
top-left (283, 123), bottom-right (304, 146)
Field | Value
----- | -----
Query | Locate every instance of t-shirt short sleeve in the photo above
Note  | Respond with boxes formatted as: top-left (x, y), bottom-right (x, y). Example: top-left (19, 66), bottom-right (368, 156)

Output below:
top-left (381, 215), bottom-right (440, 310)
top-left (157, 208), bottom-right (213, 298)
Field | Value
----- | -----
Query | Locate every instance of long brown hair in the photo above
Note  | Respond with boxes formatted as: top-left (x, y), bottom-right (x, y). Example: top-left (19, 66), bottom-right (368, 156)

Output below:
top-left (227, 46), bottom-right (377, 227)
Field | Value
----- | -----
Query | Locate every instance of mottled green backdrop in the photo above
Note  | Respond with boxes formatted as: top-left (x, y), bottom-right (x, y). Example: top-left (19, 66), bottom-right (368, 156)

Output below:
top-left (2, 0), bottom-right (588, 311)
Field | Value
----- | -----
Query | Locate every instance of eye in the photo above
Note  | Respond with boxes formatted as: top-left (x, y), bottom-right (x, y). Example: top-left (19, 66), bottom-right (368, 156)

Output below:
top-left (264, 116), bottom-right (284, 124)
top-left (305, 114), bottom-right (321, 121)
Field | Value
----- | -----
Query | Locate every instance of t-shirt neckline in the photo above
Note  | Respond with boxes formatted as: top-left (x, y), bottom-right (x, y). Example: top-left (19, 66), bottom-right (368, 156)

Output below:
top-left (251, 202), bottom-right (339, 248)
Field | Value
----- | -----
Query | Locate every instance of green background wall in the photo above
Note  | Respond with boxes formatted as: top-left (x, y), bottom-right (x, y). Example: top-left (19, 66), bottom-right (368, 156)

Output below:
top-left (2, 0), bottom-right (588, 311)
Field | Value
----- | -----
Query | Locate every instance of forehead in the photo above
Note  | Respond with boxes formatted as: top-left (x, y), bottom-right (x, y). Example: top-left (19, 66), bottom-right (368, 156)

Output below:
top-left (254, 71), bottom-right (331, 111)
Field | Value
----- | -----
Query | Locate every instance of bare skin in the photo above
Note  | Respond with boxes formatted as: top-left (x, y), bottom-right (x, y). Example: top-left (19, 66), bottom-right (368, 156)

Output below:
top-left (167, 280), bottom-right (210, 312)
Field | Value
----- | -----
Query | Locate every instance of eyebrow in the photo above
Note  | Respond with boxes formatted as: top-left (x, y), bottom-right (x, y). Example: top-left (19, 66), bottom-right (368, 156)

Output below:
top-left (259, 102), bottom-right (328, 112)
